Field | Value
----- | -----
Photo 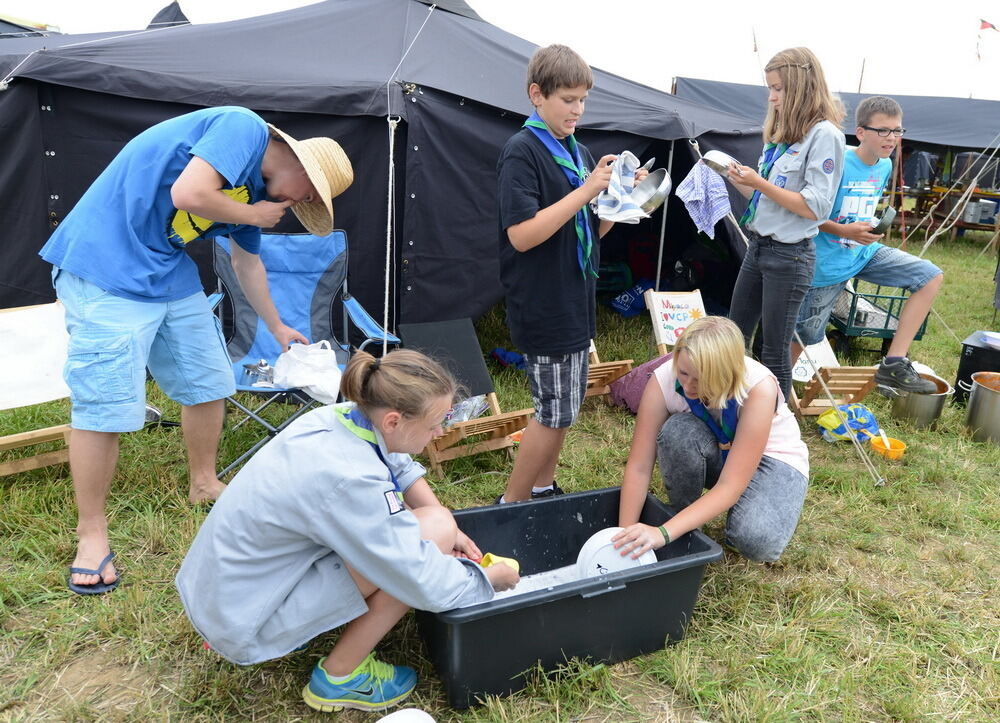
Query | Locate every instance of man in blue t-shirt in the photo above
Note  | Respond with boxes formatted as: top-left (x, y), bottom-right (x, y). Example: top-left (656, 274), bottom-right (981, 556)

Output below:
top-left (791, 96), bottom-right (943, 396)
top-left (39, 107), bottom-right (354, 594)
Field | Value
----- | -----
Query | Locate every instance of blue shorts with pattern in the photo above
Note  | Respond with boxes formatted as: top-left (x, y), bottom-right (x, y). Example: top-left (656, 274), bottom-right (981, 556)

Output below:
top-left (524, 349), bottom-right (589, 429)
top-left (795, 246), bottom-right (942, 346)
top-left (55, 268), bottom-right (235, 433)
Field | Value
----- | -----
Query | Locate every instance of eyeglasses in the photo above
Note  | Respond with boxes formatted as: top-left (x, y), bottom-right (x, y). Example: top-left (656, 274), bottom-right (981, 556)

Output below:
top-left (861, 126), bottom-right (906, 137)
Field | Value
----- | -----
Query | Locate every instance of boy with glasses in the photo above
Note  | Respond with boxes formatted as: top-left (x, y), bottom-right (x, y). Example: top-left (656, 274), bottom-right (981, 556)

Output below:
top-left (791, 96), bottom-right (943, 395)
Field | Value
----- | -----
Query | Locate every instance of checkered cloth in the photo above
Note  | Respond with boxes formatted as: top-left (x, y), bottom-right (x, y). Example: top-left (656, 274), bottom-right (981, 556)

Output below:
top-left (676, 161), bottom-right (731, 239)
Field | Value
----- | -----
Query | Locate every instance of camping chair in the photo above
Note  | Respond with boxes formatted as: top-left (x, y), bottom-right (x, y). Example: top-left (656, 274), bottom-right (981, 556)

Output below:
top-left (586, 340), bottom-right (633, 399)
top-left (398, 318), bottom-right (533, 475)
top-left (212, 231), bottom-right (398, 477)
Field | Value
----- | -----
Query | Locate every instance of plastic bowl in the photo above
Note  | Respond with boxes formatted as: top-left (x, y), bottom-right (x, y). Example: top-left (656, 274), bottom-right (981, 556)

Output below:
top-left (575, 526), bottom-right (656, 579)
top-left (871, 436), bottom-right (906, 460)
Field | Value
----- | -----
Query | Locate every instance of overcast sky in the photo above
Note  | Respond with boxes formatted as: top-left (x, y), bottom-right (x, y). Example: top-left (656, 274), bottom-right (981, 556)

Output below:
top-left (4, 0), bottom-right (1000, 101)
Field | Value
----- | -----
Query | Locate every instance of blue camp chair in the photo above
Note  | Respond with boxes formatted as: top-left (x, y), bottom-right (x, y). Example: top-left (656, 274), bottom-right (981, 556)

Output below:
top-left (212, 230), bottom-right (399, 476)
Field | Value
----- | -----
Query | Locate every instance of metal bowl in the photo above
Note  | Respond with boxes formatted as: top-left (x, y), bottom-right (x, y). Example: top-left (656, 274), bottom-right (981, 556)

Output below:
top-left (702, 149), bottom-right (738, 175)
top-left (630, 168), bottom-right (672, 213)
top-left (871, 206), bottom-right (896, 234)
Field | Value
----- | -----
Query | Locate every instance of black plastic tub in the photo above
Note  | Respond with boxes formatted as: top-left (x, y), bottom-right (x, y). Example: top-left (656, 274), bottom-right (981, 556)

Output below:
top-left (415, 486), bottom-right (723, 708)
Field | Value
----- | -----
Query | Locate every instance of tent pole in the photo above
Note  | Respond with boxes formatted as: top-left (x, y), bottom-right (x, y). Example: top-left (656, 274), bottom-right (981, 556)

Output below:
top-left (383, 115), bottom-right (400, 356)
top-left (887, 148), bottom-right (899, 246)
top-left (654, 139), bottom-right (675, 292)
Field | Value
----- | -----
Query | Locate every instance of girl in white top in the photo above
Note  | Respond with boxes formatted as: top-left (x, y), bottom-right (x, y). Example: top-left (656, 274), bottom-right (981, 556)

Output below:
top-left (614, 316), bottom-right (808, 562)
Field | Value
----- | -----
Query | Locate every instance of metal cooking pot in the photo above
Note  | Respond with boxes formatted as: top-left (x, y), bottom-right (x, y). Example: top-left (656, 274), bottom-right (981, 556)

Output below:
top-left (889, 372), bottom-right (952, 429)
top-left (630, 168), bottom-right (672, 214)
top-left (965, 371), bottom-right (1000, 444)
top-left (702, 150), bottom-right (739, 176)
top-left (871, 206), bottom-right (896, 235)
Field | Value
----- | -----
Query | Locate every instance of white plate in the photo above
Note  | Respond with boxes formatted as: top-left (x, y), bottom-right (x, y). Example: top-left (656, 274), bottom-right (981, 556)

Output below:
top-left (575, 527), bottom-right (657, 579)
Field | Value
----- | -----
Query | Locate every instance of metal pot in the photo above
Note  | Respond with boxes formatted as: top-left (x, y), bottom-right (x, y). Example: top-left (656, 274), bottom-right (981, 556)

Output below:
top-left (965, 371), bottom-right (1000, 444)
top-left (871, 206), bottom-right (896, 234)
top-left (630, 168), bottom-right (672, 214)
top-left (889, 372), bottom-right (952, 429)
top-left (702, 149), bottom-right (738, 175)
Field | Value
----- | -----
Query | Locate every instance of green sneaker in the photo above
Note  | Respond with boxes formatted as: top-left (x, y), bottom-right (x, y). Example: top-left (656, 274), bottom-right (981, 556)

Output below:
top-left (874, 357), bottom-right (937, 396)
top-left (302, 653), bottom-right (417, 713)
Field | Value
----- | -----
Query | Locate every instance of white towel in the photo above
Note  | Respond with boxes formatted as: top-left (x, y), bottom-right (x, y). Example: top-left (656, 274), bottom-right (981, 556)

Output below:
top-left (676, 161), bottom-right (731, 239)
top-left (595, 150), bottom-right (648, 223)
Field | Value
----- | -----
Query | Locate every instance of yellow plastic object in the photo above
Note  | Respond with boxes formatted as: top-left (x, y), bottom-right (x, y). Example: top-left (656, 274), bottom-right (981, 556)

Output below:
top-left (871, 436), bottom-right (906, 460)
top-left (479, 553), bottom-right (520, 573)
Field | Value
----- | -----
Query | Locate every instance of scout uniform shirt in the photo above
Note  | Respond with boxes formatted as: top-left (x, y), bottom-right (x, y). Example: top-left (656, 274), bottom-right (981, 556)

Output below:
top-left (746, 120), bottom-right (845, 244)
top-left (176, 403), bottom-right (494, 665)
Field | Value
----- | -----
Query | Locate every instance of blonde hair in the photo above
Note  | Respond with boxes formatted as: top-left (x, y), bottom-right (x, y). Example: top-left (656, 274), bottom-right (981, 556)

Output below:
top-left (340, 350), bottom-right (456, 418)
top-left (673, 317), bottom-right (749, 408)
top-left (526, 44), bottom-right (594, 97)
top-left (763, 47), bottom-right (844, 145)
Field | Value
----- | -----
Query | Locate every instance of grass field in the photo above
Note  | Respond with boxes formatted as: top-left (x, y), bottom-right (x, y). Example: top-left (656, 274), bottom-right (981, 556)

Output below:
top-left (1, 233), bottom-right (998, 722)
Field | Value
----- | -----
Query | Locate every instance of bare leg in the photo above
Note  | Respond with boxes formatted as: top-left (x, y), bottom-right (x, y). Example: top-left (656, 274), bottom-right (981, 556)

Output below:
top-left (182, 400), bottom-right (227, 503)
top-left (789, 339), bottom-right (804, 369)
top-left (886, 274), bottom-right (943, 358)
top-left (69, 429), bottom-right (120, 587)
top-left (503, 419), bottom-right (568, 502)
top-left (322, 506), bottom-right (457, 676)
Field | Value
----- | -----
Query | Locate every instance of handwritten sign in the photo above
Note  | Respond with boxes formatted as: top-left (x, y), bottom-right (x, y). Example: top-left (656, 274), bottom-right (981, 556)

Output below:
top-left (791, 336), bottom-right (840, 382)
top-left (644, 289), bottom-right (707, 350)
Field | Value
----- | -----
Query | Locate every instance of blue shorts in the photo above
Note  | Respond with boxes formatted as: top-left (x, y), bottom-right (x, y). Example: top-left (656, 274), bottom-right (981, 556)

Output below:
top-left (796, 246), bottom-right (942, 346)
top-left (55, 269), bottom-right (235, 433)
top-left (524, 349), bottom-right (588, 429)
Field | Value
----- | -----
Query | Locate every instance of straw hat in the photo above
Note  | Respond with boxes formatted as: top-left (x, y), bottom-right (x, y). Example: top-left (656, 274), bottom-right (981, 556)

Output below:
top-left (267, 123), bottom-right (354, 236)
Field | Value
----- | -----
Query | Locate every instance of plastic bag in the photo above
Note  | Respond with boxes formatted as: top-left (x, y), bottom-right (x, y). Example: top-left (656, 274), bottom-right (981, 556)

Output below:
top-left (816, 403), bottom-right (879, 443)
top-left (272, 340), bottom-right (342, 404)
top-left (444, 395), bottom-right (489, 427)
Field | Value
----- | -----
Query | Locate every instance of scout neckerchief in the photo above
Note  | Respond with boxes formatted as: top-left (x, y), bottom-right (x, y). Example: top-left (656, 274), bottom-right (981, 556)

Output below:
top-left (738, 141), bottom-right (790, 227)
top-left (522, 111), bottom-right (598, 278)
top-left (675, 381), bottom-right (740, 461)
top-left (334, 404), bottom-right (404, 511)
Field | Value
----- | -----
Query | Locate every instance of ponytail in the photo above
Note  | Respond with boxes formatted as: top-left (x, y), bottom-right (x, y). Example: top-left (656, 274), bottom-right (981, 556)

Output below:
top-left (340, 349), bottom-right (457, 418)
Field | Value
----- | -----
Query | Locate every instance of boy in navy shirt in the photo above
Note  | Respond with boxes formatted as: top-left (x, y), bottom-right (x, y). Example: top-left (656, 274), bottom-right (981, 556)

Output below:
top-left (495, 46), bottom-right (645, 502)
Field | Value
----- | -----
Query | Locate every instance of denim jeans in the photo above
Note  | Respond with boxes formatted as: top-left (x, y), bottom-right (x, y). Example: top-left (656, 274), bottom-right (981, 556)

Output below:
top-left (729, 232), bottom-right (815, 399)
top-left (656, 413), bottom-right (807, 562)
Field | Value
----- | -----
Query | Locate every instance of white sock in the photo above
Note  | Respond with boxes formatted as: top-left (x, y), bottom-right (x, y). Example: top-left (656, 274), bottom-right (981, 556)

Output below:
top-left (531, 484), bottom-right (554, 494)
top-left (497, 495), bottom-right (507, 504)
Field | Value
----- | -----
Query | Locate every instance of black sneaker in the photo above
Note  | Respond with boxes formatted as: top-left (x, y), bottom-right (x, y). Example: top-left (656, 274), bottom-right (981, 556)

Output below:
top-left (874, 357), bottom-right (937, 397)
top-left (531, 481), bottom-right (565, 499)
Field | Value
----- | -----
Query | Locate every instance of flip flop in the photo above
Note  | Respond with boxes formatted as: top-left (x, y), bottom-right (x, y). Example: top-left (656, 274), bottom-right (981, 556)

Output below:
top-left (67, 550), bottom-right (120, 595)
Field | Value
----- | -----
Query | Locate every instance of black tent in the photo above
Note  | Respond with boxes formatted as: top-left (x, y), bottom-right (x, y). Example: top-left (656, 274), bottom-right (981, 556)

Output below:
top-left (674, 76), bottom-right (1000, 151)
top-left (0, 0), bottom-right (760, 325)
top-left (147, 2), bottom-right (190, 30)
